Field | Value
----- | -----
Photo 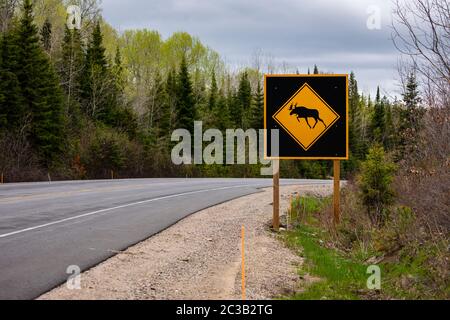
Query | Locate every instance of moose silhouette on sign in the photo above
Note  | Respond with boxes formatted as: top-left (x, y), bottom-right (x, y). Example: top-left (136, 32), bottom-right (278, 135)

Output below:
top-left (289, 103), bottom-right (327, 129)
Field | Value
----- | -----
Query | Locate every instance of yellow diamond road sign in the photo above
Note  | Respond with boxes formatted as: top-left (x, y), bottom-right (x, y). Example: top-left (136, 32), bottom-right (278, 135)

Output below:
top-left (273, 83), bottom-right (340, 151)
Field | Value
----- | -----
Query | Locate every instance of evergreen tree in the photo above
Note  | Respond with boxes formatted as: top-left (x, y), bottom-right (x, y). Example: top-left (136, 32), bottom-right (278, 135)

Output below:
top-left (40, 18), bottom-right (52, 53)
top-left (213, 89), bottom-right (231, 131)
top-left (208, 70), bottom-right (218, 111)
top-left (343, 71), bottom-right (363, 175)
top-left (81, 21), bottom-right (109, 119)
top-left (0, 31), bottom-right (24, 129)
top-left (313, 65), bottom-right (319, 74)
top-left (109, 46), bottom-right (125, 111)
top-left (401, 72), bottom-right (423, 132)
top-left (175, 55), bottom-right (196, 132)
top-left (85, 22), bottom-right (107, 72)
top-left (228, 90), bottom-right (239, 128)
top-left (106, 46), bottom-right (138, 137)
top-left (15, 0), bottom-right (65, 165)
top-left (384, 101), bottom-right (394, 150)
top-left (371, 86), bottom-right (386, 144)
top-left (233, 71), bottom-right (251, 128)
top-left (358, 145), bottom-right (397, 226)
top-left (113, 46), bottom-right (124, 90)
top-left (251, 80), bottom-right (264, 129)
top-left (154, 72), bottom-right (171, 140)
top-left (398, 72), bottom-right (424, 158)
top-left (348, 72), bottom-right (361, 158)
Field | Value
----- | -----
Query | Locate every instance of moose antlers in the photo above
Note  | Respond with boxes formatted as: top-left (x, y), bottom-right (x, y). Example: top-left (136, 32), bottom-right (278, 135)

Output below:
top-left (289, 103), bottom-right (298, 111)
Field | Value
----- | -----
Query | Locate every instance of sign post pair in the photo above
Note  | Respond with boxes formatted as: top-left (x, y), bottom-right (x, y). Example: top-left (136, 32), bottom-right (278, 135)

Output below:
top-left (264, 75), bottom-right (349, 229)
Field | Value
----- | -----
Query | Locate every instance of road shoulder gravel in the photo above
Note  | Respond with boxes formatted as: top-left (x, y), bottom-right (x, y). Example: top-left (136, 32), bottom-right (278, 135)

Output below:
top-left (39, 184), bottom-right (333, 300)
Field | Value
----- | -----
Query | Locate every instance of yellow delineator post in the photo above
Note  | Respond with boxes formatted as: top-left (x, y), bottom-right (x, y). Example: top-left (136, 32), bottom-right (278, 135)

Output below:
top-left (333, 160), bottom-right (341, 225)
top-left (273, 160), bottom-right (280, 231)
top-left (241, 226), bottom-right (246, 301)
top-left (287, 194), bottom-right (292, 230)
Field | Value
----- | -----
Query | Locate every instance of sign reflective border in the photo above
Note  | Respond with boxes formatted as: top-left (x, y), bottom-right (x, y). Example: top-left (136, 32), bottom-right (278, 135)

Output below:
top-left (265, 74), bottom-right (349, 160)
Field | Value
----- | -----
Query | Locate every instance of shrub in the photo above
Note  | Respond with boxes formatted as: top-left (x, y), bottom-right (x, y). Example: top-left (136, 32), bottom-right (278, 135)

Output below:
top-left (82, 127), bottom-right (127, 178)
top-left (357, 146), bottom-right (397, 227)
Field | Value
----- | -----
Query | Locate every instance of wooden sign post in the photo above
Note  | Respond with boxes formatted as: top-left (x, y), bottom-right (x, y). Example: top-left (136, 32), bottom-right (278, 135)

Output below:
top-left (265, 75), bottom-right (349, 229)
top-left (273, 160), bottom-right (280, 231)
top-left (333, 160), bottom-right (341, 225)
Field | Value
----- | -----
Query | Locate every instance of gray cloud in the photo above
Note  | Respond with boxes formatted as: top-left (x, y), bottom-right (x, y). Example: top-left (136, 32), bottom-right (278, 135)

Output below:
top-left (101, 0), bottom-right (402, 97)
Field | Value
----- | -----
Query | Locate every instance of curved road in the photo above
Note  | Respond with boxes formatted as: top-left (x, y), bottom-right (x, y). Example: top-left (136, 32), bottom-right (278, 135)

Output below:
top-left (0, 178), bottom-right (331, 300)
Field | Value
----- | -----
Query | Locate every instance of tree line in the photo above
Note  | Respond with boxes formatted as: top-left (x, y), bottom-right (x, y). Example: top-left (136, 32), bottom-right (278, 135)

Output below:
top-left (0, 0), bottom-right (423, 181)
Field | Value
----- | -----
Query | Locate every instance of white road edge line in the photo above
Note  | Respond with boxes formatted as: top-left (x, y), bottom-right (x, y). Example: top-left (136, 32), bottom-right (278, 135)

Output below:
top-left (0, 184), bottom-right (260, 239)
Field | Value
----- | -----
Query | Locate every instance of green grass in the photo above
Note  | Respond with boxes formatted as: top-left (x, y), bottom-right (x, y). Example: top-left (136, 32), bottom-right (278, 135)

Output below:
top-left (289, 196), bottom-right (330, 225)
top-left (282, 196), bottom-right (450, 300)
top-left (285, 225), bottom-right (368, 300)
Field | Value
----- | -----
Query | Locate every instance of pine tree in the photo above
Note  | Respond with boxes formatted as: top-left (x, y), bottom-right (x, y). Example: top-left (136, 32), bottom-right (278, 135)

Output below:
top-left (156, 72), bottom-right (171, 139)
top-left (251, 80), bottom-right (264, 129)
top-left (384, 101), bottom-right (394, 150)
top-left (234, 71), bottom-right (251, 129)
top-left (208, 70), bottom-right (218, 111)
top-left (109, 46), bottom-right (125, 112)
top-left (106, 46), bottom-right (137, 137)
top-left (213, 89), bottom-right (231, 131)
top-left (0, 31), bottom-right (24, 130)
top-left (358, 145), bottom-right (397, 226)
top-left (40, 18), bottom-right (52, 53)
top-left (15, 0), bottom-right (65, 165)
top-left (371, 86), bottom-right (386, 144)
top-left (85, 22), bottom-right (107, 72)
top-left (113, 46), bottom-right (124, 92)
top-left (401, 72), bottom-right (423, 133)
top-left (175, 55), bottom-right (196, 132)
top-left (81, 21), bottom-right (110, 120)
top-left (313, 65), bottom-right (319, 74)
top-left (398, 72), bottom-right (424, 158)
top-left (348, 72), bottom-right (361, 158)
top-left (228, 90), bottom-right (239, 128)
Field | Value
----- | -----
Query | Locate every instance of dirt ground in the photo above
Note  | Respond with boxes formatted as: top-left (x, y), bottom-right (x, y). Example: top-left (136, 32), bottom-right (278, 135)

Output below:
top-left (39, 184), bottom-right (333, 300)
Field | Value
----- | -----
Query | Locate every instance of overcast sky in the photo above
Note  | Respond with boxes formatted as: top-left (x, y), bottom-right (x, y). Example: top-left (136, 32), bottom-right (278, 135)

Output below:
top-left (101, 0), bottom-right (402, 98)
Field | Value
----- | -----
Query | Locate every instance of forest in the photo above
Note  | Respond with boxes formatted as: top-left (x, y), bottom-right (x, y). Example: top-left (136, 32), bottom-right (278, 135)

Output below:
top-left (0, 0), bottom-right (448, 300)
top-left (0, 0), bottom-right (445, 184)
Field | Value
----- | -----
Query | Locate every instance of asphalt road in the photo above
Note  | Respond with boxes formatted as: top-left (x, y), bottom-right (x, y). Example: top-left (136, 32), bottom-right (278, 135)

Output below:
top-left (0, 178), bottom-right (332, 300)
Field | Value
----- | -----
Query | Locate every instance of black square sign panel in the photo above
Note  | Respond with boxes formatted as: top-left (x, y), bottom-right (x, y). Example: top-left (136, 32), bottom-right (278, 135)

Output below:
top-left (265, 74), bottom-right (349, 160)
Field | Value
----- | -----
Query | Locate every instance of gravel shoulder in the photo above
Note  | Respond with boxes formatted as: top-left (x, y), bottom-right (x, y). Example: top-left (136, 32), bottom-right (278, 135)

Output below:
top-left (39, 184), bottom-right (333, 300)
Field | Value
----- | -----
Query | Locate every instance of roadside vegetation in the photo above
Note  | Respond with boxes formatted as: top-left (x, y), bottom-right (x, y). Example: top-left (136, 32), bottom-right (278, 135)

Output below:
top-left (281, 0), bottom-right (449, 300)
top-left (284, 144), bottom-right (448, 300)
